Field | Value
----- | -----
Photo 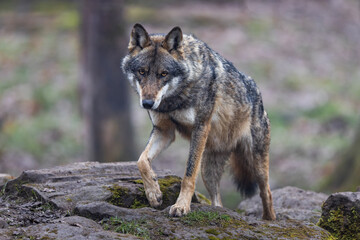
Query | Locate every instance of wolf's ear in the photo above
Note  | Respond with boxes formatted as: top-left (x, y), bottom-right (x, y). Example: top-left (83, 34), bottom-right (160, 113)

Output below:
top-left (162, 26), bottom-right (183, 52)
top-left (129, 23), bottom-right (151, 51)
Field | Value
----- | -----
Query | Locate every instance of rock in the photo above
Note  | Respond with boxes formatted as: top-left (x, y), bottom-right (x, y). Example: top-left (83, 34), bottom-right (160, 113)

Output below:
top-left (0, 173), bottom-right (14, 185)
top-left (75, 201), bottom-right (331, 240)
top-left (0, 219), bottom-right (8, 229)
top-left (318, 192), bottom-right (360, 239)
top-left (0, 216), bottom-right (140, 240)
top-left (74, 201), bottom-right (160, 221)
top-left (0, 195), bottom-right (65, 228)
top-left (0, 162), bottom-right (333, 239)
top-left (3, 162), bottom-right (194, 211)
top-left (238, 186), bottom-right (328, 223)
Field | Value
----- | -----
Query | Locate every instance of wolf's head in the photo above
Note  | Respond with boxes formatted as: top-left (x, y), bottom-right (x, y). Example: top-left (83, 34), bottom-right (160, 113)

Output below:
top-left (122, 24), bottom-right (189, 111)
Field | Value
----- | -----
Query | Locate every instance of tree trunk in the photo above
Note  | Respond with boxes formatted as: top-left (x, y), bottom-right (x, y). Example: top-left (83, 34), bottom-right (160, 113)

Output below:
top-left (79, 0), bottom-right (136, 162)
top-left (323, 122), bottom-right (360, 192)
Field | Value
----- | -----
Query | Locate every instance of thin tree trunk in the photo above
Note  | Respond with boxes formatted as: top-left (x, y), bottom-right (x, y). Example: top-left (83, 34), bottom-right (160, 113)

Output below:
top-left (79, 0), bottom-right (136, 162)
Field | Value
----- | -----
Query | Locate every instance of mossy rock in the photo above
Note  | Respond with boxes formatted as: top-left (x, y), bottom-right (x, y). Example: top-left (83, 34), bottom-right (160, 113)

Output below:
top-left (2, 161), bottom-right (333, 239)
top-left (88, 204), bottom-right (333, 240)
top-left (107, 176), bottom-right (210, 210)
top-left (107, 176), bottom-right (179, 210)
top-left (318, 192), bottom-right (360, 239)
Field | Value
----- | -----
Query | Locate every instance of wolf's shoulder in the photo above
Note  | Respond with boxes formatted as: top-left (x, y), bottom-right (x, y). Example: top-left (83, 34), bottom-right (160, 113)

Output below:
top-left (182, 34), bottom-right (207, 48)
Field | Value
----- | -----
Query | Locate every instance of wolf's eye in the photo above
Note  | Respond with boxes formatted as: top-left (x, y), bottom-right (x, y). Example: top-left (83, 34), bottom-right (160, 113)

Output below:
top-left (138, 69), bottom-right (145, 75)
top-left (161, 71), bottom-right (168, 77)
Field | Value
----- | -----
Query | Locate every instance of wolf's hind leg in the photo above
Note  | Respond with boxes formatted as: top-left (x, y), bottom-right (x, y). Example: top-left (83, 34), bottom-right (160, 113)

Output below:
top-left (231, 135), bottom-right (276, 220)
top-left (255, 154), bottom-right (276, 220)
top-left (201, 151), bottom-right (230, 207)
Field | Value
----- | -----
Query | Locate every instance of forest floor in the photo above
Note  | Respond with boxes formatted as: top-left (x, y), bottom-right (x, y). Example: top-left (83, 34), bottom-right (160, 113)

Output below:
top-left (0, 0), bottom-right (359, 209)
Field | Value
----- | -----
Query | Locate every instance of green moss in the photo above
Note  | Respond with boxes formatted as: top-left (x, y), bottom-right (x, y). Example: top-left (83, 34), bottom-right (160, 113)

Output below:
top-left (205, 228), bottom-right (220, 235)
top-left (107, 176), bottom-right (182, 209)
top-left (132, 176), bottom-right (182, 191)
top-left (208, 236), bottom-right (220, 240)
top-left (132, 176), bottom-right (182, 209)
top-left (107, 183), bottom-right (149, 209)
top-left (318, 207), bottom-right (360, 239)
top-left (133, 179), bottom-right (143, 184)
top-left (197, 192), bottom-right (211, 205)
top-left (158, 176), bottom-right (182, 192)
top-left (180, 210), bottom-right (232, 227)
top-left (159, 176), bottom-right (181, 206)
top-left (130, 198), bottom-right (148, 209)
top-left (106, 185), bottom-right (130, 207)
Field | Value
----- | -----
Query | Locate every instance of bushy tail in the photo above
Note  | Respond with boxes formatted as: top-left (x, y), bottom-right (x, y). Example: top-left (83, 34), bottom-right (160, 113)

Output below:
top-left (230, 145), bottom-right (258, 198)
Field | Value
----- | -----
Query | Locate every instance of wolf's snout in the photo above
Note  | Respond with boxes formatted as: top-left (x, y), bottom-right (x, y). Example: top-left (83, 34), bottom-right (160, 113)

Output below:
top-left (142, 99), bottom-right (154, 109)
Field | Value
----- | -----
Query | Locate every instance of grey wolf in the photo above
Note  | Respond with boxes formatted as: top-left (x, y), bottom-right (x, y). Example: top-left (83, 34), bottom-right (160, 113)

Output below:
top-left (122, 23), bottom-right (276, 220)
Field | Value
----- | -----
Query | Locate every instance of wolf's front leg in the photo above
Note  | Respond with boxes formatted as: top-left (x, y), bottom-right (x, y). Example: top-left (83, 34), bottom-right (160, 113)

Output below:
top-left (169, 123), bottom-right (211, 217)
top-left (138, 117), bottom-right (175, 208)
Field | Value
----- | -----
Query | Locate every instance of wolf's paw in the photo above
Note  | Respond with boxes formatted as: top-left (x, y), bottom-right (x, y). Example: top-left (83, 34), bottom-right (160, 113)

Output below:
top-left (146, 188), bottom-right (163, 208)
top-left (262, 210), bottom-right (277, 221)
top-left (169, 203), bottom-right (190, 217)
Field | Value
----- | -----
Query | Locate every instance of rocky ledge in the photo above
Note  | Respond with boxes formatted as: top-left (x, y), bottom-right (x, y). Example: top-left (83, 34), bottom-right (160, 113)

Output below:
top-left (0, 162), bottom-right (357, 239)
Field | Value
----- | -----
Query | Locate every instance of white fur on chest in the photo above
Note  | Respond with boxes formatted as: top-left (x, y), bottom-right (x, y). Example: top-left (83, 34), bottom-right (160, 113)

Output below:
top-left (169, 107), bottom-right (196, 125)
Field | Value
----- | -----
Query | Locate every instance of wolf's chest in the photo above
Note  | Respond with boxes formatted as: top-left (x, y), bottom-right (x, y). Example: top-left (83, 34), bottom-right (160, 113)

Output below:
top-left (169, 107), bottom-right (196, 126)
top-left (168, 106), bottom-right (228, 128)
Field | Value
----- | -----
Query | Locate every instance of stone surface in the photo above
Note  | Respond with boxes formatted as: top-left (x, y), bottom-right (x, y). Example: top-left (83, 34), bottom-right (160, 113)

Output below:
top-left (238, 186), bottom-right (328, 223)
top-left (75, 201), bottom-right (331, 240)
top-left (318, 192), bottom-right (360, 239)
top-left (0, 162), bottom-right (335, 239)
top-left (0, 216), bottom-right (141, 240)
top-left (3, 161), bottom-right (177, 211)
top-left (0, 198), bottom-right (64, 229)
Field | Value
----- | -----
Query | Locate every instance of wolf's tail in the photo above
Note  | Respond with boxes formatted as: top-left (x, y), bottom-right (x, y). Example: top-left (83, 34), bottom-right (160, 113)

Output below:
top-left (230, 142), bottom-right (258, 198)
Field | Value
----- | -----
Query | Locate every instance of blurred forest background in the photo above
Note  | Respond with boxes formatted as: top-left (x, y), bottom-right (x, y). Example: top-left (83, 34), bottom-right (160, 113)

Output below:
top-left (0, 0), bottom-right (359, 209)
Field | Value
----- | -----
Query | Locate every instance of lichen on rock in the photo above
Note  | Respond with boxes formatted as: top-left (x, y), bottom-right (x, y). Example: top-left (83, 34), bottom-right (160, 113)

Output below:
top-left (106, 175), bottom-right (183, 210)
top-left (318, 192), bottom-right (360, 239)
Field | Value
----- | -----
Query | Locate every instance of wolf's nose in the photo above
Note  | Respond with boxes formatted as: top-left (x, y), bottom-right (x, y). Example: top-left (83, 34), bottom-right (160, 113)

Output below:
top-left (142, 99), bottom-right (154, 109)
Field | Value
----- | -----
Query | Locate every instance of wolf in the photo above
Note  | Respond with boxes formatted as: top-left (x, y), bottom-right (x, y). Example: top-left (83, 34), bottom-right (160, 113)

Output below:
top-left (122, 23), bottom-right (276, 220)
